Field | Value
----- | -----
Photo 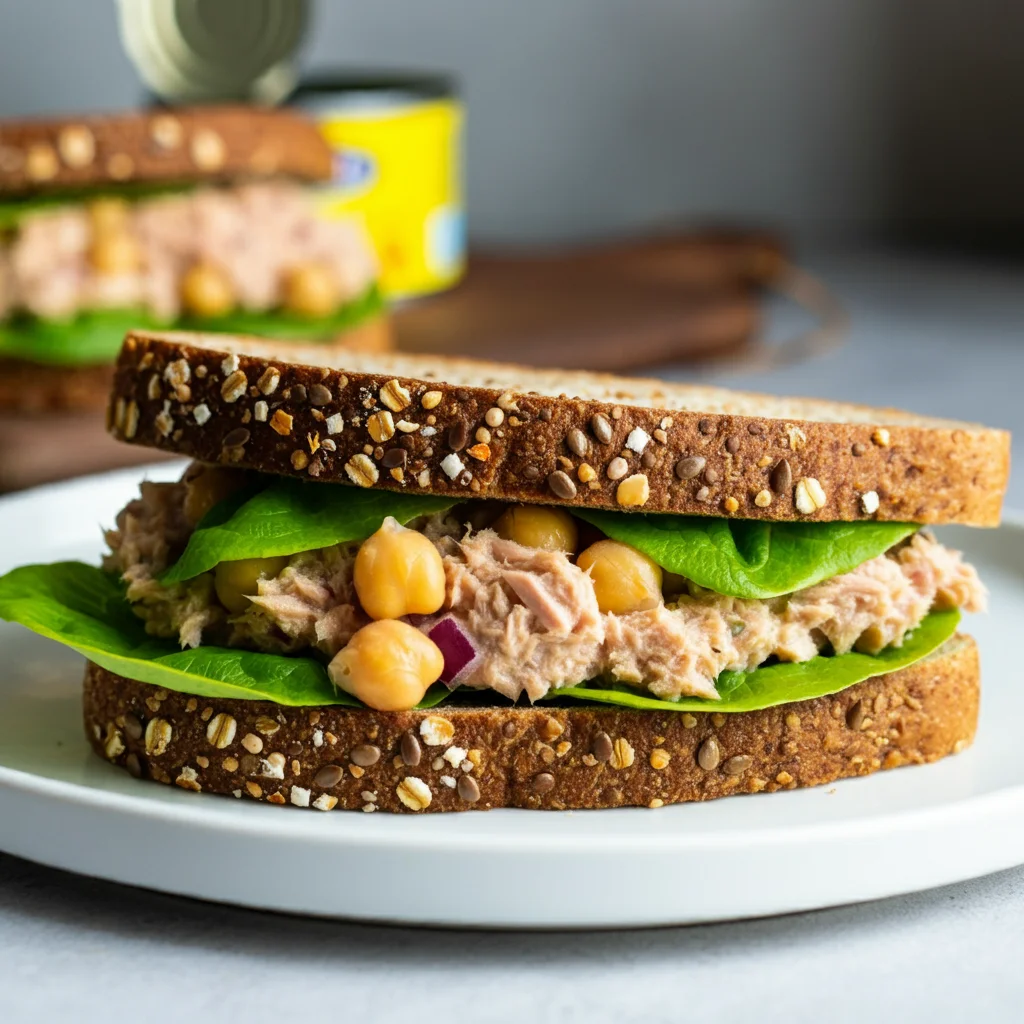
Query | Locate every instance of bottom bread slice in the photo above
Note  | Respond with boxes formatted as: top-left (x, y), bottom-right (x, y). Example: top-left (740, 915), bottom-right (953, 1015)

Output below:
top-left (83, 636), bottom-right (979, 813)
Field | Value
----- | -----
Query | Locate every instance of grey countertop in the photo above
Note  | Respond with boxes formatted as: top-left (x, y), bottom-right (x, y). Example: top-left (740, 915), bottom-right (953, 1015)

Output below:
top-left (1, 248), bottom-right (1021, 1023)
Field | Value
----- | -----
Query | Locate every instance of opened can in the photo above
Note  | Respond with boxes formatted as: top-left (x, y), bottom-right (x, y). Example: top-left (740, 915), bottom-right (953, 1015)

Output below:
top-left (293, 74), bottom-right (464, 301)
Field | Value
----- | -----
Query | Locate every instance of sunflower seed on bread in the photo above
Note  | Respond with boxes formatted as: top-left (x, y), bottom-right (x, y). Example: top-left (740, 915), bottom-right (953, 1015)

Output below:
top-left (108, 329), bottom-right (1010, 526)
top-left (84, 636), bottom-right (979, 813)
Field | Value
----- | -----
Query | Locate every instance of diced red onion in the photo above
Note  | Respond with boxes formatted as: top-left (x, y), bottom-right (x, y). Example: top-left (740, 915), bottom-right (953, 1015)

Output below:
top-left (426, 615), bottom-right (478, 688)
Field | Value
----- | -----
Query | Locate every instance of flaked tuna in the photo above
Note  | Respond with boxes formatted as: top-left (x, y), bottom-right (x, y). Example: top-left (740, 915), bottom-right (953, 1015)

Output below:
top-left (105, 478), bottom-right (986, 703)
top-left (2, 182), bottom-right (377, 323)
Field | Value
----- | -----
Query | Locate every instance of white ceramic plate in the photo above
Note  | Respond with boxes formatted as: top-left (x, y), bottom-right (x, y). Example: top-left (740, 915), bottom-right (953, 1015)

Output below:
top-left (0, 465), bottom-right (1022, 929)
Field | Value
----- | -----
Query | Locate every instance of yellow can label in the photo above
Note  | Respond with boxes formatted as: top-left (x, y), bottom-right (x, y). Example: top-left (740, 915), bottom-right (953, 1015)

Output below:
top-left (313, 98), bottom-right (464, 300)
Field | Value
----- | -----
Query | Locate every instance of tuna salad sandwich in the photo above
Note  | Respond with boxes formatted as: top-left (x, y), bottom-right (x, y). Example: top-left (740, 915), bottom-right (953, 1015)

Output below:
top-left (0, 330), bottom-right (1009, 812)
top-left (0, 106), bottom-right (385, 411)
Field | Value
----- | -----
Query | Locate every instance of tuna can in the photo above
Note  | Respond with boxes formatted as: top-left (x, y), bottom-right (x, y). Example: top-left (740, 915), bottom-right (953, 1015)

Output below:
top-left (292, 74), bottom-right (465, 301)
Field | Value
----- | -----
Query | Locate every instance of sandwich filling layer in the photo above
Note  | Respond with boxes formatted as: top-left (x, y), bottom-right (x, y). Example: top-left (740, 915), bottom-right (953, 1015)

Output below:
top-left (0, 182), bottom-right (380, 363)
top-left (102, 465), bottom-right (984, 706)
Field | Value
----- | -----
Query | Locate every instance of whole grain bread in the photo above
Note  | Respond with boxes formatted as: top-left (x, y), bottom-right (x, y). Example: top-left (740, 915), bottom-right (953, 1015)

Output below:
top-left (107, 329), bottom-right (1010, 525)
top-left (0, 106), bottom-right (332, 196)
top-left (82, 635), bottom-right (979, 813)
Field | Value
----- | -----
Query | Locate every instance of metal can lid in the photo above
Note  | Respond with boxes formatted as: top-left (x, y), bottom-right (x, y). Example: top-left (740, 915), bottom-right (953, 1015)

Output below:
top-left (117, 0), bottom-right (308, 105)
top-left (291, 72), bottom-right (459, 111)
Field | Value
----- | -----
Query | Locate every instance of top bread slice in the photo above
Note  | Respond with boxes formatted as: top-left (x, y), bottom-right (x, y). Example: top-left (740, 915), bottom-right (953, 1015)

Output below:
top-left (108, 330), bottom-right (1011, 526)
top-left (0, 106), bottom-right (332, 196)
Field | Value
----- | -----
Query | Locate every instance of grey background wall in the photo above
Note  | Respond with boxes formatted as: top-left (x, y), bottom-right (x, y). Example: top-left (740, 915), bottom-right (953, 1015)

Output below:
top-left (0, 0), bottom-right (1021, 246)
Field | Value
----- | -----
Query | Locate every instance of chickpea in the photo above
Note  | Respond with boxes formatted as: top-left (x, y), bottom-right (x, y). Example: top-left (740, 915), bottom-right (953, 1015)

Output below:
top-left (329, 620), bottom-right (443, 711)
top-left (87, 197), bottom-right (130, 236)
top-left (214, 556), bottom-right (290, 615)
top-left (577, 539), bottom-right (663, 615)
top-left (182, 462), bottom-right (251, 526)
top-left (89, 232), bottom-right (142, 275)
top-left (282, 261), bottom-right (341, 318)
top-left (353, 516), bottom-right (446, 620)
top-left (181, 261), bottom-right (235, 318)
top-left (494, 505), bottom-right (579, 554)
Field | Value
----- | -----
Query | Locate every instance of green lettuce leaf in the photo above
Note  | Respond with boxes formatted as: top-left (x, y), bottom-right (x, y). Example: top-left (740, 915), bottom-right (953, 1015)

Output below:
top-left (0, 309), bottom-right (153, 366)
top-left (0, 561), bottom-right (958, 715)
top-left (574, 511), bottom-right (917, 599)
top-left (168, 481), bottom-right (913, 596)
top-left (0, 561), bottom-right (349, 705)
top-left (163, 478), bottom-right (454, 584)
top-left (0, 560), bottom-right (456, 709)
top-left (0, 285), bottom-right (384, 367)
top-left (546, 608), bottom-right (959, 713)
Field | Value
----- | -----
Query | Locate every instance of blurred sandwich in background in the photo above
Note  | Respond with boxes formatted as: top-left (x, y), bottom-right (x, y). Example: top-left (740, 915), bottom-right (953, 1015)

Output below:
top-left (0, 104), bottom-right (388, 415)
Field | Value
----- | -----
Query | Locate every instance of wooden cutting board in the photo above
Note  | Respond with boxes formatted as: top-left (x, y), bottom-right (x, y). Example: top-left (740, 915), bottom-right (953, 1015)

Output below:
top-left (0, 412), bottom-right (176, 493)
top-left (394, 229), bottom-right (784, 371)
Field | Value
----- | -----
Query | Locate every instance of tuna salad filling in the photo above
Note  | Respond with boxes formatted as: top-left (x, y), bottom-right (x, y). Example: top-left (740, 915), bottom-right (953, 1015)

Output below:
top-left (0, 181), bottom-right (379, 354)
top-left (102, 465), bottom-right (985, 707)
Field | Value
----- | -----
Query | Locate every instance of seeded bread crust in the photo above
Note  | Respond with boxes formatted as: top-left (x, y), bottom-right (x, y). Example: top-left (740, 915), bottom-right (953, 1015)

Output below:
top-left (82, 636), bottom-right (979, 813)
top-left (107, 330), bottom-right (1010, 525)
top-left (0, 106), bottom-right (332, 196)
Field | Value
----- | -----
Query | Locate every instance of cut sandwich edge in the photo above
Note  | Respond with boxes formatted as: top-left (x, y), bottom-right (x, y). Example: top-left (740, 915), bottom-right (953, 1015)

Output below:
top-left (83, 634), bottom-right (980, 813)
